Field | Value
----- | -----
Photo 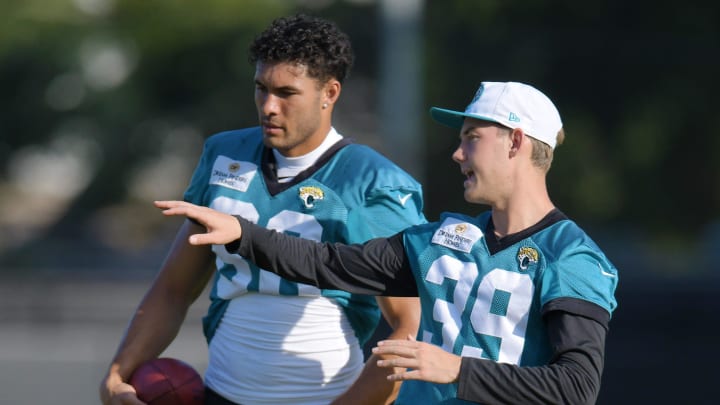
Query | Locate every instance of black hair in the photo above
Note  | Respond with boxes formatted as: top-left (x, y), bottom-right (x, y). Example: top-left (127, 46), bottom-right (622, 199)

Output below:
top-left (249, 14), bottom-right (354, 84)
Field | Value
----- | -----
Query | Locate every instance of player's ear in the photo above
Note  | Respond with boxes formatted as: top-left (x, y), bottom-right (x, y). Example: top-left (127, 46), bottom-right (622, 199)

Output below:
top-left (509, 128), bottom-right (524, 157)
top-left (323, 79), bottom-right (341, 107)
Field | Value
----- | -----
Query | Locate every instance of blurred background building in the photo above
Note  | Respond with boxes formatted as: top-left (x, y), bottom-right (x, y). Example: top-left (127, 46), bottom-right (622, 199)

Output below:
top-left (1, 0), bottom-right (718, 403)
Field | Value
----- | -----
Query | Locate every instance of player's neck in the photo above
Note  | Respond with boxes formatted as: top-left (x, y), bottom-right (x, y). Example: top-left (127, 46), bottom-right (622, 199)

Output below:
top-left (273, 127), bottom-right (342, 181)
top-left (491, 188), bottom-right (554, 238)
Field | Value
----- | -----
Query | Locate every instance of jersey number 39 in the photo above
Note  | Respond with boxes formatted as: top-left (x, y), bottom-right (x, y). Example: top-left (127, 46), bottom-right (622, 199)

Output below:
top-left (424, 255), bottom-right (533, 364)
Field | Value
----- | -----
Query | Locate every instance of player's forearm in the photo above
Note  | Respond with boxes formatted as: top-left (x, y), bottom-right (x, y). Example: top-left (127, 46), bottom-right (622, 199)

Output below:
top-left (457, 353), bottom-right (600, 404)
top-left (456, 312), bottom-right (606, 404)
top-left (329, 352), bottom-right (400, 405)
top-left (108, 222), bottom-right (214, 380)
top-left (366, 322), bottom-right (421, 403)
top-left (331, 328), bottom-right (416, 405)
top-left (109, 285), bottom-right (190, 380)
top-left (333, 296), bottom-right (420, 405)
top-left (234, 216), bottom-right (415, 296)
top-left (101, 292), bottom-right (189, 404)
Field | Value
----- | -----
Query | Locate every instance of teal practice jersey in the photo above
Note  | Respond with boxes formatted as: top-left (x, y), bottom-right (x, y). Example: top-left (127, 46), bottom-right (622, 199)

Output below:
top-left (184, 127), bottom-right (426, 345)
top-left (397, 211), bottom-right (618, 404)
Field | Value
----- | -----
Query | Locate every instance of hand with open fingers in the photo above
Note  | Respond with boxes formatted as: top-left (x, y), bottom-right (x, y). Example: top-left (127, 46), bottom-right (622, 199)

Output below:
top-left (372, 335), bottom-right (462, 384)
top-left (154, 200), bottom-right (242, 245)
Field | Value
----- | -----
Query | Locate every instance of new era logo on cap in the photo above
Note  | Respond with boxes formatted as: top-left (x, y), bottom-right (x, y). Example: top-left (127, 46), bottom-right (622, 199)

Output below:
top-left (429, 81), bottom-right (563, 149)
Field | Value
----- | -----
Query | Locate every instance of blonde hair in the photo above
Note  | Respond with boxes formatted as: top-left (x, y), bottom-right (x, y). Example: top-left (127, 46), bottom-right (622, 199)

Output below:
top-left (500, 126), bottom-right (564, 172)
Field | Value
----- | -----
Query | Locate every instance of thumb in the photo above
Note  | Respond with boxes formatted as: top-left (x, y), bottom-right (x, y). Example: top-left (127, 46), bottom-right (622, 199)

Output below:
top-left (188, 233), bottom-right (213, 245)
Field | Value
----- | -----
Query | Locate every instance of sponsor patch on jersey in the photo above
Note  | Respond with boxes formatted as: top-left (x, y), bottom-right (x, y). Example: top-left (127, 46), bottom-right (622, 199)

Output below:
top-left (431, 217), bottom-right (483, 253)
top-left (517, 246), bottom-right (539, 270)
top-left (209, 155), bottom-right (257, 192)
top-left (298, 186), bottom-right (324, 209)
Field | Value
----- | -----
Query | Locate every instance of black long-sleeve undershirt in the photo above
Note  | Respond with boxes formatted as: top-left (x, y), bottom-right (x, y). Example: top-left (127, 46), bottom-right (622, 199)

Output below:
top-left (231, 216), bottom-right (608, 404)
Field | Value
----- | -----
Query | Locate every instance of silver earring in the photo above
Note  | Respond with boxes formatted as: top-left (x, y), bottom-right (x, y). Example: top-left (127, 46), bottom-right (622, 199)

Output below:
top-left (322, 103), bottom-right (328, 109)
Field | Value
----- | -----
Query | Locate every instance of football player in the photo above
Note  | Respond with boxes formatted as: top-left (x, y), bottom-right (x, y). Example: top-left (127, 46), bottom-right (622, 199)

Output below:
top-left (156, 81), bottom-right (619, 404)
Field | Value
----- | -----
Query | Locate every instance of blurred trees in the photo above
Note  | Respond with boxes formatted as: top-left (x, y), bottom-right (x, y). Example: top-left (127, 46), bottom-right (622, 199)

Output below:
top-left (422, 0), bottom-right (720, 263)
top-left (0, 0), bottom-right (718, 275)
top-left (0, 0), bottom-right (293, 266)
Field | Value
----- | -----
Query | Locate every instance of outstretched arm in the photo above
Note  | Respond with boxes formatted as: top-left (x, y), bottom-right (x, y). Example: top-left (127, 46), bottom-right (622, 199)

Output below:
top-left (155, 200), bottom-right (418, 297)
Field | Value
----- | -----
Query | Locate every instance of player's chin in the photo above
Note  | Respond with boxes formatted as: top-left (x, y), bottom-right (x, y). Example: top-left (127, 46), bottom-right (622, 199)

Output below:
top-left (262, 134), bottom-right (286, 149)
top-left (463, 190), bottom-right (485, 205)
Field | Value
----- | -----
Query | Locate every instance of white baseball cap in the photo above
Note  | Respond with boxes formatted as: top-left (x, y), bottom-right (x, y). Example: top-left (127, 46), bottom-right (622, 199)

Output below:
top-left (430, 81), bottom-right (563, 149)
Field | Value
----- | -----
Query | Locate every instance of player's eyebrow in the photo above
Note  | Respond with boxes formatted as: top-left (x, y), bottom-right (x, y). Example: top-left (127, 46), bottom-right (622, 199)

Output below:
top-left (460, 126), bottom-right (477, 139)
top-left (254, 79), bottom-right (300, 94)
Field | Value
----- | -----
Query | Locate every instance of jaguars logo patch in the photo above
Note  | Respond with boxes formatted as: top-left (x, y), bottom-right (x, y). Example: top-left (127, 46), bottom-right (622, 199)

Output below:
top-left (299, 186), bottom-right (324, 209)
top-left (517, 246), bottom-right (539, 270)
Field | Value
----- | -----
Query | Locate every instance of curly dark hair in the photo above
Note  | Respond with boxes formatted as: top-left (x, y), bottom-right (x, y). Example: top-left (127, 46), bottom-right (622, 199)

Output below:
top-left (249, 14), bottom-right (354, 84)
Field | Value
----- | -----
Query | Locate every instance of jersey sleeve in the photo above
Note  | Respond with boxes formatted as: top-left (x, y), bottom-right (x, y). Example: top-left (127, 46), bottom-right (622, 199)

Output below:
top-left (539, 239), bottom-right (618, 323)
top-left (346, 185), bottom-right (425, 242)
top-left (339, 147), bottom-right (427, 243)
top-left (182, 137), bottom-right (215, 206)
